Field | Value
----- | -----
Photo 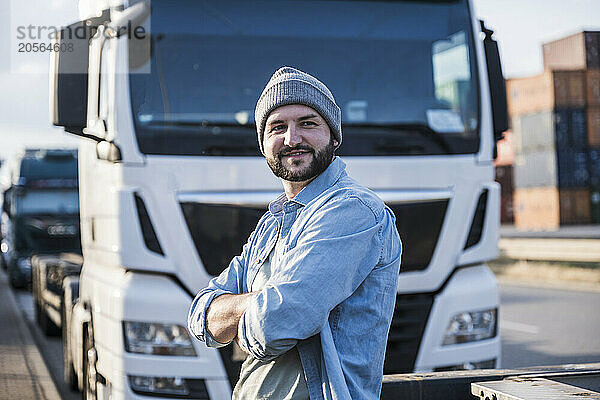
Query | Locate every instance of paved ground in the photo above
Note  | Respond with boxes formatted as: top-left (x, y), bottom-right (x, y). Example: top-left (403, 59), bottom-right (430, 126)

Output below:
top-left (0, 269), bottom-right (60, 400)
top-left (500, 283), bottom-right (600, 368)
top-left (13, 291), bottom-right (79, 400)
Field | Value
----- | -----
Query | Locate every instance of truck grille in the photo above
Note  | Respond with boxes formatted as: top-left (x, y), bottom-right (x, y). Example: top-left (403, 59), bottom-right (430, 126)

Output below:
top-left (181, 199), bottom-right (447, 277)
top-left (384, 293), bottom-right (434, 374)
top-left (388, 200), bottom-right (448, 273)
top-left (180, 203), bottom-right (265, 276)
top-left (181, 201), bottom-right (440, 377)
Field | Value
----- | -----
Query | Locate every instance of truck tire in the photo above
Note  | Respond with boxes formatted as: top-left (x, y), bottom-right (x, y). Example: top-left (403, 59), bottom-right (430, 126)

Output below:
top-left (82, 325), bottom-right (97, 400)
top-left (32, 258), bottom-right (60, 336)
top-left (8, 268), bottom-right (26, 289)
top-left (38, 304), bottom-right (60, 336)
top-left (33, 272), bottom-right (45, 326)
top-left (62, 300), bottom-right (78, 390)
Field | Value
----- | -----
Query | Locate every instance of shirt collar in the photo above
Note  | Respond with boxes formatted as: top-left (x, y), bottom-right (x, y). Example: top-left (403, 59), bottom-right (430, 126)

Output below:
top-left (268, 157), bottom-right (347, 214)
top-left (294, 156), bottom-right (346, 206)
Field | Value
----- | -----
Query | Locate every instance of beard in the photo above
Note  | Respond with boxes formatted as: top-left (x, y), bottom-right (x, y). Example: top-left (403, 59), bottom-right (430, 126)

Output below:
top-left (266, 136), bottom-right (336, 182)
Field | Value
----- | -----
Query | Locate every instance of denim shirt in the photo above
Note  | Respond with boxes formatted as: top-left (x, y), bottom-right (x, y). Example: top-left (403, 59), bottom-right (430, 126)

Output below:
top-left (188, 157), bottom-right (402, 400)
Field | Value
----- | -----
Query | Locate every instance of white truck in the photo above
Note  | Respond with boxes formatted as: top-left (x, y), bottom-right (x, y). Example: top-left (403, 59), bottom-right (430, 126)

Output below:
top-left (50, 0), bottom-right (508, 398)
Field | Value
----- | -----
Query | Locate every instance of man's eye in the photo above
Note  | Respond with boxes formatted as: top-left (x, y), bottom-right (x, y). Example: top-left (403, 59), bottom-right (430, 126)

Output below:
top-left (270, 125), bottom-right (285, 133)
top-left (301, 121), bottom-right (316, 127)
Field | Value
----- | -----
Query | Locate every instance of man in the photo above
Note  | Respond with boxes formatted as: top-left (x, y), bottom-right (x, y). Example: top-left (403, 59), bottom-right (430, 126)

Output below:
top-left (188, 66), bottom-right (402, 400)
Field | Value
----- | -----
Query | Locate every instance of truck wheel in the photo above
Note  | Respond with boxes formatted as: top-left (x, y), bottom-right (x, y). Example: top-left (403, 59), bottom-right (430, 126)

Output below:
top-left (38, 307), bottom-right (60, 336)
top-left (62, 302), bottom-right (78, 390)
top-left (82, 327), bottom-right (97, 400)
top-left (9, 271), bottom-right (25, 289)
top-left (33, 271), bottom-right (42, 325)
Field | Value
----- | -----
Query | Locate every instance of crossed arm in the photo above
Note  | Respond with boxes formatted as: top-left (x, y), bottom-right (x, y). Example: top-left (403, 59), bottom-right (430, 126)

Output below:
top-left (205, 292), bottom-right (257, 344)
top-left (188, 196), bottom-right (400, 361)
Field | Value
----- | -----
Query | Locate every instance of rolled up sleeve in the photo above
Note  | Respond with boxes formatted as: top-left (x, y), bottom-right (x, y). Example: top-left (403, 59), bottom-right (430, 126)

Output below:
top-left (237, 195), bottom-right (400, 362)
top-left (187, 224), bottom-right (259, 347)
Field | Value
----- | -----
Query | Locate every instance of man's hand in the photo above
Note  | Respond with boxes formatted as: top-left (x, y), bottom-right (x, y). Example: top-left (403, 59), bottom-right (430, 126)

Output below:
top-left (206, 292), bottom-right (257, 344)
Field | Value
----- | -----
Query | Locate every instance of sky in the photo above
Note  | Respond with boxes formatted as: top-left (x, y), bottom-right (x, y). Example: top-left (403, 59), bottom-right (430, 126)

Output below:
top-left (0, 0), bottom-right (599, 162)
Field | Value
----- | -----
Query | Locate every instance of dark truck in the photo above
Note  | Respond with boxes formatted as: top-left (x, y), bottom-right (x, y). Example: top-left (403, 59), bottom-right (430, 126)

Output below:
top-left (0, 149), bottom-right (81, 288)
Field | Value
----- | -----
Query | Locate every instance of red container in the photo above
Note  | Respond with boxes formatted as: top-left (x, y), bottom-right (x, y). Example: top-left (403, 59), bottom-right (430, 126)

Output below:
top-left (495, 165), bottom-right (514, 195)
top-left (543, 31), bottom-right (600, 70)
top-left (559, 187), bottom-right (591, 225)
top-left (500, 192), bottom-right (514, 224)
top-left (587, 69), bottom-right (600, 106)
top-left (589, 106), bottom-right (600, 146)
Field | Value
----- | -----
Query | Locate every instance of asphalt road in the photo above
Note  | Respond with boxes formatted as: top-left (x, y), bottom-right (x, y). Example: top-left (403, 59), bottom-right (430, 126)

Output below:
top-left (14, 290), bottom-right (79, 400)
top-left (11, 283), bottom-right (600, 399)
top-left (499, 283), bottom-right (600, 368)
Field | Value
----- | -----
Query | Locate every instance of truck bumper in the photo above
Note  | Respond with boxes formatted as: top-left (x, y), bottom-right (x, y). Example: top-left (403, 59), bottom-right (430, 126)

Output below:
top-left (415, 264), bottom-right (501, 371)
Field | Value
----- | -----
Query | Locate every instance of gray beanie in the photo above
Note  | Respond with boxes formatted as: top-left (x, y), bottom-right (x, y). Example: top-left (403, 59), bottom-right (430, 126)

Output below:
top-left (254, 66), bottom-right (342, 155)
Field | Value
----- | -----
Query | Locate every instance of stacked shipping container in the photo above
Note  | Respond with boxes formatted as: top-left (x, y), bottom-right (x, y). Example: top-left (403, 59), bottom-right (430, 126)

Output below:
top-left (494, 131), bottom-right (515, 224)
top-left (507, 31), bottom-right (600, 229)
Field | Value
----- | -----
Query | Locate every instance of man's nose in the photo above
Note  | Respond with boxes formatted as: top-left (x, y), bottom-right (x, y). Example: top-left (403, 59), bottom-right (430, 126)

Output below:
top-left (284, 124), bottom-right (302, 147)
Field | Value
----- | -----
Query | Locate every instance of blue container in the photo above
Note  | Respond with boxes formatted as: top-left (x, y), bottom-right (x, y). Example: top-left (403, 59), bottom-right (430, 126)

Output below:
top-left (556, 148), bottom-right (589, 187)
top-left (571, 109), bottom-right (587, 148)
top-left (554, 109), bottom-right (570, 147)
top-left (553, 108), bottom-right (588, 151)
top-left (589, 148), bottom-right (600, 186)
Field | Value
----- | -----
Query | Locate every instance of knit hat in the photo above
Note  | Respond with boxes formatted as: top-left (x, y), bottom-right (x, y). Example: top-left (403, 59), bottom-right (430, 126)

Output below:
top-left (254, 66), bottom-right (342, 155)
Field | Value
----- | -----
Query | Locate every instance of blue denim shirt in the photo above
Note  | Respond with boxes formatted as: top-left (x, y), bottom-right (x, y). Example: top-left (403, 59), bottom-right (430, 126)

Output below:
top-left (188, 157), bottom-right (402, 400)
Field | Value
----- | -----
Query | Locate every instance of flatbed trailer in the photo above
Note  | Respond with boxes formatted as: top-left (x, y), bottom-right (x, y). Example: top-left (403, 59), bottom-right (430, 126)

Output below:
top-left (382, 363), bottom-right (600, 400)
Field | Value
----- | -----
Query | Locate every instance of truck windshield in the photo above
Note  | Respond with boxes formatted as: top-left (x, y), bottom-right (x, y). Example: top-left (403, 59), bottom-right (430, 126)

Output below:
top-left (15, 189), bottom-right (79, 216)
top-left (129, 0), bottom-right (479, 156)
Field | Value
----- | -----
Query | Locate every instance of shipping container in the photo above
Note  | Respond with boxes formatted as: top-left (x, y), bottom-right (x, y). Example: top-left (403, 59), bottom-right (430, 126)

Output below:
top-left (559, 187), bottom-right (591, 224)
top-left (588, 147), bottom-right (600, 185)
top-left (515, 111), bottom-right (555, 150)
top-left (513, 186), bottom-right (560, 230)
top-left (506, 71), bottom-right (555, 116)
top-left (494, 130), bottom-right (514, 167)
top-left (556, 148), bottom-right (589, 188)
top-left (587, 69), bottom-right (600, 106)
top-left (542, 31), bottom-right (600, 70)
top-left (588, 106), bottom-right (600, 146)
top-left (495, 165), bottom-right (513, 195)
top-left (553, 70), bottom-right (587, 108)
top-left (507, 71), bottom-right (587, 117)
top-left (514, 149), bottom-right (557, 188)
top-left (590, 186), bottom-right (600, 223)
top-left (553, 108), bottom-right (587, 149)
top-left (500, 192), bottom-right (514, 224)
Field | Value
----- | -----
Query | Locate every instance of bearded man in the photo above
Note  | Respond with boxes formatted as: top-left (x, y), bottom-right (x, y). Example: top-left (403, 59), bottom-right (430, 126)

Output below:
top-left (188, 66), bottom-right (402, 400)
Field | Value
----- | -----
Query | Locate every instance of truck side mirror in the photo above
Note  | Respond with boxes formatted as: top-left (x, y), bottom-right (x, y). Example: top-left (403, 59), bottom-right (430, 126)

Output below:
top-left (49, 21), bottom-right (92, 137)
top-left (480, 20), bottom-right (508, 154)
top-left (2, 188), bottom-right (12, 215)
top-left (50, 11), bottom-right (109, 140)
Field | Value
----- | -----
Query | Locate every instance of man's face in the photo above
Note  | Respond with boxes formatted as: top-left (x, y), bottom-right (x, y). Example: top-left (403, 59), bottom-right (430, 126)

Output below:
top-left (263, 104), bottom-right (338, 182)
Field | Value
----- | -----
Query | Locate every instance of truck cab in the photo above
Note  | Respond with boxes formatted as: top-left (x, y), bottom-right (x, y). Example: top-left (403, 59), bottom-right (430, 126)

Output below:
top-left (1, 149), bottom-right (81, 288)
top-left (50, 0), bottom-right (508, 398)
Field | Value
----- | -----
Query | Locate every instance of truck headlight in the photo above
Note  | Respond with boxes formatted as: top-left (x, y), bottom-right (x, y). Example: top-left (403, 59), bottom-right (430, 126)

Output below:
top-left (123, 322), bottom-right (197, 356)
top-left (129, 376), bottom-right (189, 396)
top-left (442, 308), bottom-right (496, 345)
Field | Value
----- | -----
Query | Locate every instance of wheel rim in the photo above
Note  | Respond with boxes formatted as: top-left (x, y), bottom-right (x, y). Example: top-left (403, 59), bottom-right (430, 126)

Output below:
top-left (85, 345), bottom-right (97, 399)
